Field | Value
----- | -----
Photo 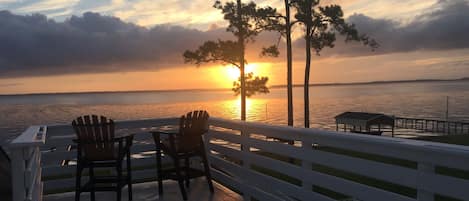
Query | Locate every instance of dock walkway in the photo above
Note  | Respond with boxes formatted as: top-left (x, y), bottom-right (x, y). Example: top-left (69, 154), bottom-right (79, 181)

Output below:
top-left (395, 117), bottom-right (469, 135)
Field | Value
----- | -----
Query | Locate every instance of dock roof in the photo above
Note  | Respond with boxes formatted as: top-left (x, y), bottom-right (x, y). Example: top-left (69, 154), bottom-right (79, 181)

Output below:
top-left (335, 112), bottom-right (394, 128)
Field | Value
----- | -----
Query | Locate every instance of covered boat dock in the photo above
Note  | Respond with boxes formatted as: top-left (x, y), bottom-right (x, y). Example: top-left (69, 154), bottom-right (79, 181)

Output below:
top-left (335, 112), bottom-right (395, 136)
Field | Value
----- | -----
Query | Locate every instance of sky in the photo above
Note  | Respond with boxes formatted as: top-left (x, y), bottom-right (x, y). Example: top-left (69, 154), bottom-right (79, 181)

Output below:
top-left (0, 0), bottom-right (469, 94)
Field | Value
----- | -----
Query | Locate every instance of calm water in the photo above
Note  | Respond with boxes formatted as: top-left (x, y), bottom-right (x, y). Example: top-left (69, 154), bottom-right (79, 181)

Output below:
top-left (1, 80), bottom-right (469, 144)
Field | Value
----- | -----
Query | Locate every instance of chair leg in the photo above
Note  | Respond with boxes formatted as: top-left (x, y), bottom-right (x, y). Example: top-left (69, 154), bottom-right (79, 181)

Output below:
top-left (184, 157), bottom-right (190, 188)
top-left (174, 157), bottom-right (188, 200)
top-left (89, 165), bottom-right (96, 201)
top-left (127, 151), bottom-right (132, 201)
top-left (75, 164), bottom-right (82, 201)
top-left (117, 161), bottom-right (122, 201)
top-left (201, 150), bottom-right (214, 193)
top-left (156, 147), bottom-right (163, 195)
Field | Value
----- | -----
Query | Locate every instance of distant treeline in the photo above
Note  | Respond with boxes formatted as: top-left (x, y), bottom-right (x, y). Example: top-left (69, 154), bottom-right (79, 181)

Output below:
top-left (270, 77), bottom-right (469, 88)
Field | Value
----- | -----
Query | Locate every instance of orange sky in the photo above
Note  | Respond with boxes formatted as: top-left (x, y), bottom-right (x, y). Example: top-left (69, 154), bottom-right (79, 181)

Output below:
top-left (2, 48), bottom-right (469, 95)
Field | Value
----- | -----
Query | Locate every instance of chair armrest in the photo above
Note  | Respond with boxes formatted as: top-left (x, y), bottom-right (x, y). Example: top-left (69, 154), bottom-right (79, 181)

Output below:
top-left (151, 131), bottom-right (177, 142)
top-left (123, 135), bottom-right (133, 153)
top-left (151, 131), bottom-right (179, 151)
top-left (151, 131), bottom-right (178, 136)
top-left (73, 138), bottom-right (124, 144)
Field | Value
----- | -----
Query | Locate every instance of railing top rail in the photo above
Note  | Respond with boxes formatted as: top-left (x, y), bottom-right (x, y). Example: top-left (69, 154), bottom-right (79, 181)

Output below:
top-left (10, 125), bottom-right (46, 148)
top-left (209, 117), bottom-right (469, 157)
top-left (44, 117), bottom-right (179, 130)
top-left (10, 116), bottom-right (469, 156)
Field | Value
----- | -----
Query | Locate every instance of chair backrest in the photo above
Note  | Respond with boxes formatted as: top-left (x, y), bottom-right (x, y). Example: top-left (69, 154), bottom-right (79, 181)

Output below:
top-left (178, 110), bottom-right (210, 151)
top-left (72, 115), bottom-right (115, 159)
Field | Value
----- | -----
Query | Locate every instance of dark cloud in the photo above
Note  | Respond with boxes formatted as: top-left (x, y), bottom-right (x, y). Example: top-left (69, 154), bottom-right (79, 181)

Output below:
top-left (319, 0), bottom-right (469, 56)
top-left (0, 0), bottom-right (469, 78)
top-left (0, 11), bottom-right (230, 77)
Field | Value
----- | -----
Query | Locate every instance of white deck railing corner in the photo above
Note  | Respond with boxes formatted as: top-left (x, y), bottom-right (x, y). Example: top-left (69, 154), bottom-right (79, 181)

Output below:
top-left (9, 125), bottom-right (47, 201)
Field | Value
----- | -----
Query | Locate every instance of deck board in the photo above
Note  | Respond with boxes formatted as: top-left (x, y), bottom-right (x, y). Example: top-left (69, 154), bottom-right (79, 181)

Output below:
top-left (44, 179), bottom-right (241, 201)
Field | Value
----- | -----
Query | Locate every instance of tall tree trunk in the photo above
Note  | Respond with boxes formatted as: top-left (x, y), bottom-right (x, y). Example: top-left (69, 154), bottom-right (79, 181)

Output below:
top-left (304, 35), bottom-right (311, 128)
top-left (237, 0), bottom-right (246, 121)
top-left (285, 0), bottom-right (294, 127)
top-left (304, 3), bottom-right (312, 128)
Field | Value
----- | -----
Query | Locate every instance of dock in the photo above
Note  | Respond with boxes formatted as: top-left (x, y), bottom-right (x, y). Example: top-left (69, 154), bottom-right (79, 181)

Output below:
top-left (395, 117), bottom-right (469, 135)
top-left (335, 112), bottom-right (469, 137)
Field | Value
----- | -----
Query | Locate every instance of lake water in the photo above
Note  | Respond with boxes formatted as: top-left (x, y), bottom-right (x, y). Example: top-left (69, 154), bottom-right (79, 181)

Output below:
top-left (1, 80), bottom-right (469, 145)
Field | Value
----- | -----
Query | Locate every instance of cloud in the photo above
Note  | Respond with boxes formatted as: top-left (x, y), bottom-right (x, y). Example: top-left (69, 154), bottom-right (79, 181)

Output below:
top-left (321, 0), bottom-right (469, 56)
top-left (16, 0), bottom-right (79, 13)
top-left (0, 0), bottom-right (469, 78)
top-left (0, 11), bottom-right (233, 77)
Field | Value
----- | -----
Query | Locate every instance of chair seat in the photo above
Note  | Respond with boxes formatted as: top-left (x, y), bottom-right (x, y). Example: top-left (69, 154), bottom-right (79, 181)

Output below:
top-left (83, 146), bottom-right (120, 161)
top-left (161, 138), bottom-right (201, 154)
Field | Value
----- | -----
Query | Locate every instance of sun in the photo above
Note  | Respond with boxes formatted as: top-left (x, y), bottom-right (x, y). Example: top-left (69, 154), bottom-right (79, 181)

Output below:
top-left (225, 64), bottom-right (257, 80)
top-left (209, 63), bottom-right (272, 89)
top-left (226, 67), bottom-right (239, 80)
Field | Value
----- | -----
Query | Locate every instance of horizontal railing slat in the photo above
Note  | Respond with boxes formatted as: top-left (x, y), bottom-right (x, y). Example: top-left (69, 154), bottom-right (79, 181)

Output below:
top-left (419, 172), bottom-right (469, 200)
top-left (209, 154), bottom-right (335, 201)
top-left (305, 149), bottom-right (418, 187)
top-left (319, 132), bottom-right (469, 169)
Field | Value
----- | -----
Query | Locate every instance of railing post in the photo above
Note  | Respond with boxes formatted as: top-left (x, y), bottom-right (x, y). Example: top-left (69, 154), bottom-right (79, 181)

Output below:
top-left (417, 162), bottom-right (435, 201)
top-left (9, 126), bottom-right (46, 201)
top-left (11, 147), bottom-right (26, 201)
top-left (240, 124), bottom-right (252, 201)
top-left (301, 135), bottom-right (313, 200)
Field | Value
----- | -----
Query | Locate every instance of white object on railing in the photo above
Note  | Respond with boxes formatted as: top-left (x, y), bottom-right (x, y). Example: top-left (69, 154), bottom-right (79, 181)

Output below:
top-left (9, 125), bottom-right (46, 201)
top-left (205, 117), bottom-right (469, 201)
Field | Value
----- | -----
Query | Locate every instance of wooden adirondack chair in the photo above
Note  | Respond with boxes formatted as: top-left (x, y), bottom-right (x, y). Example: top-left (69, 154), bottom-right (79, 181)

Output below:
top-left (152, 110), bottom-right (214, 201)
top-left (72, 115), bottom-right (133, 201)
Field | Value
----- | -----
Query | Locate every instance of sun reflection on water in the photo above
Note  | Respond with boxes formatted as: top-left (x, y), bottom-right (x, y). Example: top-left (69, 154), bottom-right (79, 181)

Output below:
top-left (220, 97), bottom-right (271, 122)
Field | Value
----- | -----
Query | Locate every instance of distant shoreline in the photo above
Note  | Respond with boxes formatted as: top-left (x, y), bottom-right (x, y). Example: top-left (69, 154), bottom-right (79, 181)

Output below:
top-left (271, 77), bottom-right (469, 88)
top-left (1, 77), bottom-right (468, 96)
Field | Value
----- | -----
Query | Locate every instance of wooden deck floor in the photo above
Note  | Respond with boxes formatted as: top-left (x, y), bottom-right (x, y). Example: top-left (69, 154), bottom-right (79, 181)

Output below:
top-left (44, 178), bottom-right (241, 201)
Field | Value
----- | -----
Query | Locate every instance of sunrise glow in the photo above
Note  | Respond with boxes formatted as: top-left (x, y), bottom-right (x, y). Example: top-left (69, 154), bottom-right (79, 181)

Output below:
top-left (224, 63), bottom-right (268, 81)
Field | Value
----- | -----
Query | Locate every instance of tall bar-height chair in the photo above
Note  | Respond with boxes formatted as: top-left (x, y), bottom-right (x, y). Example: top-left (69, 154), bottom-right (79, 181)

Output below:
top-left (73, 115), bottom-right (133, 201)
top-left (152, 110), bottom-right (214, 200)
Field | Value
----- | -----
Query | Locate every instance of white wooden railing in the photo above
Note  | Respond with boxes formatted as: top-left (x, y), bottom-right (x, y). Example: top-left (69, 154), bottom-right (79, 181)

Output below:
top-left (205, 117), bottom-right (469, 201)
top-left (9, 117), bottom-right (469, 201)
top-left (10, 125), bottom-right (46, 201)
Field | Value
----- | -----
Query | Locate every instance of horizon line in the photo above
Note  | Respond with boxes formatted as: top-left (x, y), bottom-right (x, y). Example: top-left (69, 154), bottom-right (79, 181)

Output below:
top-left (1, 77), bottom-right (468, 96)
